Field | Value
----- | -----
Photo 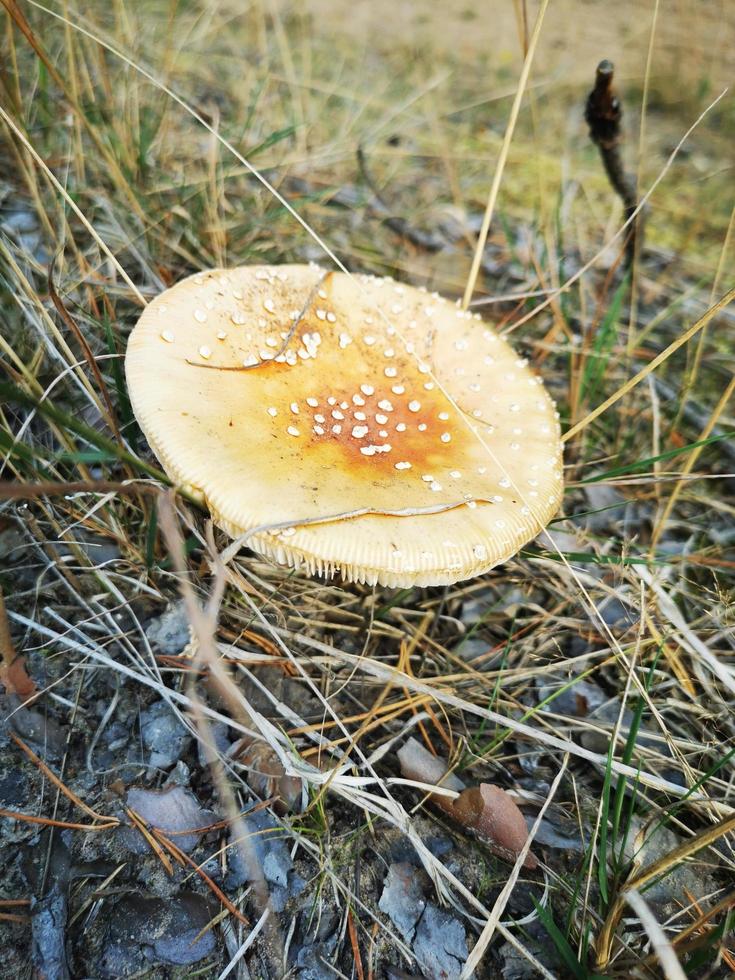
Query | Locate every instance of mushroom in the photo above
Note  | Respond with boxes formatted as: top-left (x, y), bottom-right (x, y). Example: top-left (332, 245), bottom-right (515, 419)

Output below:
top-left (125, 265), bottom-right (563, 586)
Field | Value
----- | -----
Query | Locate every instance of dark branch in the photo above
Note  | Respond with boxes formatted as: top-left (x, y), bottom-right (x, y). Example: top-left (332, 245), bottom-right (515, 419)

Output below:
top-left (585, 60), bottom-right (640, 268)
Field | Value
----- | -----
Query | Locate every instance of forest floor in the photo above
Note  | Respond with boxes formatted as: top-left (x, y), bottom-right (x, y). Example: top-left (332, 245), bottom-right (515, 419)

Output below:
top-left (1, 1), bottom-right (734, 978)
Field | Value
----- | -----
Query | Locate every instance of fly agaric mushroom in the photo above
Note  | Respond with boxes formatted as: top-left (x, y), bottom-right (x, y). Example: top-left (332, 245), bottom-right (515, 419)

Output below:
top-left (125, 265), bottom-right (563, 586)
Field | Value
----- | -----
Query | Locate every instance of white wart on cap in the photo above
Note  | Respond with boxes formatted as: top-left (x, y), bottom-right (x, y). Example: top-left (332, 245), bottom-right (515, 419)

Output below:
top-left (125, 265), bottom-right (563, 586)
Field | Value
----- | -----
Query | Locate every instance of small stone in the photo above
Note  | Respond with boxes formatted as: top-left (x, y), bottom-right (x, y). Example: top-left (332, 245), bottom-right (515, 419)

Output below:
top-left (414, 904), bottom-right (469, 979)
top-left (145, 602), bottom-right (190, 655)
top-left (123, 785), bottom-right (215, 853)
top-left (379, 862), bottom-right (426, 940)
top-left (225, 807), bottom-right (306, 907)
top-left (139, 700), bottom-right (191, 769)
top-left (101, 894), bottom-right (216, 973)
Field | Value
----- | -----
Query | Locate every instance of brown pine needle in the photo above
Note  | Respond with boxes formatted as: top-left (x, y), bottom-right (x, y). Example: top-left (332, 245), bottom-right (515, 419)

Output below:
top-left (0, 807), bottom-right (117, 831)
top-left (9, 732), bottom-right (118, 825)
top-left (125, 808), bottom-right (174, 875)
top-left (151, 827), bottom-right (250, 926)
top-left (347, 909), bottom-right (365, 980)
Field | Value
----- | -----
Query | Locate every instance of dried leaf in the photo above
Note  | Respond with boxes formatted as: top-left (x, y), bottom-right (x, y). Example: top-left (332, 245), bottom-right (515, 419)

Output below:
top-left (0, 656), bottom-right (36, 698)
top-left (396, 736), bottom-right (465, 815)
top-left (0, 590), bottom-right (35, 698)
top-left (453, 784), bottom-right (537, 869)
top-left (397, 737), bottom-right (537, 868)
top-left (236, 740), bottom-right (303, 814)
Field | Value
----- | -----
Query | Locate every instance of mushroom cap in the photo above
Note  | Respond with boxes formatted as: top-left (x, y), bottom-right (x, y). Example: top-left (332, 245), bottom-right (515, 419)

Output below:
top-left (125, 265), bottom-right (563, 586)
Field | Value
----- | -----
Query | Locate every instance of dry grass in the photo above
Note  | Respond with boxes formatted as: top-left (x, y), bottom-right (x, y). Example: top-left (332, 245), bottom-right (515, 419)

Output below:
top-left (1, 1), bottom-right (734, 977)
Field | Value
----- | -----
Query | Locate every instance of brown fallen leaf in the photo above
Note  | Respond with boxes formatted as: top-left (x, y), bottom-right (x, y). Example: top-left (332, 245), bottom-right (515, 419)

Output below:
top-left (396, 736), bottom-right (465, 816)
top-left (0, 590), bottom-right (35, 698)
top-left (234, 739), bottom-right (303, 814)
top-left (0, 655), bottom-right (36, 698)
top-left (397, 736), bottom-right (537, 868)
top-left (452, 784), bottom-right (538, 869)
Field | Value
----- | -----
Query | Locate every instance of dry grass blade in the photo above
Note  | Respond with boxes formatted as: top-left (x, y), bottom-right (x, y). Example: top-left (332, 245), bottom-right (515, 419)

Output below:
top-left (1, 0), bottom-right (146, 219)
top-left (651, 374), bottom-right (735, 547)
top-left (277, 632), bottom-right (729, 805)
top-left (494, 86), bottom-right (729, 334)
top-left (0, 105), bottom-right (146, 304)
top-left (0, 480), bottom-right (164, 501)
top-left (629, 812), bottom-right (735, 894)
top-left (216, 908), bottom-right (270, 980)
top-left (564, 284), bottom-right (735, 442)
top-left (461, 0), bottom-right (550, 309)
top-left (635, 566), bottom-right (735, 696)
top-left (623, 889), bottom-right (687, 980)
top-left (596, 810), bottom-right (735, 968)
top-left (461, 756), bottom-right (569, 977)
top-left (46, 260), bottom-right (121, 442)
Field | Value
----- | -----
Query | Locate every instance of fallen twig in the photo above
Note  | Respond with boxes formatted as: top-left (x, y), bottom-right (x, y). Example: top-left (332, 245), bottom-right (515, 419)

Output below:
top-left (585, 59), bottom-right (640, 268)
